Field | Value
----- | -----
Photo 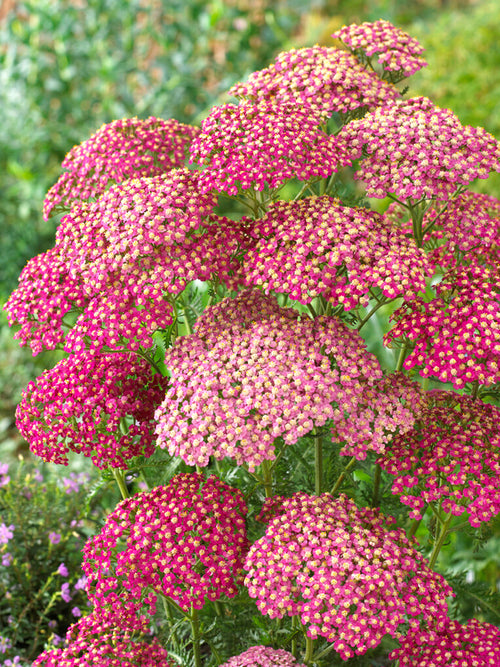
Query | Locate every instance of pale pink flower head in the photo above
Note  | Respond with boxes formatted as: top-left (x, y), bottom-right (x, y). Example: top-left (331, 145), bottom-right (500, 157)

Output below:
top-left (332, 20), bottom-right (427, 80)
top-left (229, 46), bottom-right (400, 121)
top-left (390, 618), bottom-right (500, 666)
top-left (83, 473), bottom-right (249, 614)
top-left (385, 263), bottom-right (500, 388)
top-left (189, 100), bottom-right (351, 195)
top-left (32, 612), bottom-right (174, 667)
top-left (243, 196), bottom-right (432, 308)
top-left (155, 289), bottom-right (383, 470)
top-left (43, 116), bottom-right (199, 219)
top-left (245, 492), bottom-right (452, 661)
top-left (378, 391), bottom-right (500, 526)
top-left (220, 645), bottom-right (306, 667)
top-left (16, 350), bottom-right (168, 468)
top-left (337, 97), bottom-right (500, 201)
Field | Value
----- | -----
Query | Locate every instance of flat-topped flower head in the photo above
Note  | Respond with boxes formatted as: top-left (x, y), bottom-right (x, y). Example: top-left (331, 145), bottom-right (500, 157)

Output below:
top-left (390, 618), bottom-right (500, 666)
top-left (220, 645), bottom-right (306, 667)
top-left (32, 613), bottom-right (174, 667)
top-left (337, 97), bottom-right (500, 201)
top-left (189, 101), bottom-right (350, 195)
top-left (385, 264), bottom-right (500, 388)
top-left (244, 492), bottom-right (452, 661)
top-left (229, 46), bottom-right (400, 121)
top-left (242, 196), bottom-right (432, 308)
top-left (378, 391), bottom-right (500, 526)
top-left (155, 290), bottom-right (383, 470)
top-left (16, 350), bottom-right (168, 468)
top-left (3, 246), bottom-right (88, 356)
top-left (83, 473), bottom-right (249, 613)
top-left (334, 373), bottom-right (425, 460)
top-left (332, 19), bottom-right (427, 80)
top-left (43, 116), bottom-right (199, 219)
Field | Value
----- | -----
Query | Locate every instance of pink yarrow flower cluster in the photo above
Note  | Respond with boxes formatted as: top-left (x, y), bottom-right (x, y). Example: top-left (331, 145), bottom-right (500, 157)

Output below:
top-left (32, 614), bottom-right (174, 667)
top-left (242, 195), bottom-right (432, 308)
top-left (229, 46), bottom-right (400, 121)
top-left (43, 116), bottom-right (199, 219)
top-left (386, 264), bottom-right (500, 388)
top-left (220, 646), bottom-right (306, 667)
top-left (337, 96), bottom-right (500, 201)
top-left (154, 289), bottom-right (383, 470)
top-left (16, 350), bottom-right (168, 468)
top-left (332, 19), bottom-right (427, 79)
top-left (245, 492), bottom-right (453, 660)
top-left (378, 391), bottom-right (500, 526)
top-left (390, 618), bottom-right (500, 666)
top-left (189, 100), bottom-right (351, 195)
top-left (83, 473), bottom-right (249, 614)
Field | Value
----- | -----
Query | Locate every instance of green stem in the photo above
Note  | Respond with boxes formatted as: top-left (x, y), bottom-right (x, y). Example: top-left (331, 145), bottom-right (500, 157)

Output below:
top-left (162, 596), bottom-right (180, 650)
top-left (112, 468), bottom-right (129, 500)
top-left (407, 515), bottom-right (423, 538)
top-left (331, 456), bottom-right (356, 495)
top-left (314, 430), bottom-right (323, 495)
top-left (372, 463), bottom-right (381, 507)
top-left (190, 606), bottom-right (202, 667)
top-left (307, 302), bottom-right (317, 318)
top-left (304, 635), bottom-right (315, 664)
top-left (429, 513), bottom-right (453, 569)
top-left (261, 459), bottom-right (273, 498)
top-left (471, 380), bottom-right (479, 400)
top-left (291, 616), bottom-right (299, 658)
top-left (395, 343), bottom-right (408, 372)
top-left (357, 296), bottom-right (391, 331)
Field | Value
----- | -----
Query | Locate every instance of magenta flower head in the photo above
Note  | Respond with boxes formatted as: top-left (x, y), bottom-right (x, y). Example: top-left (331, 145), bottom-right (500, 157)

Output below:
top-left (244, 492), bottom-right (453, 661)
top-left (332, 20), bottom-right (427, 80)
top-left (242, 196), bottom-right (431, 308)
top-left (189, 100), bottom-right (350, 195)
top-left (3, 246), bottom-right (88, 356)
top-left (16, 350), bottom-right (168, 468)
top-left (390, 618), bottom-right (500, 666)
top-left (220, 645), bottom-right (306, 667)
top-left (155, 289), bottom-right (383, 470)
top-left (337, 97), bottom-right (500, 201)
top-left (83, 473), bottom-right (249, 614)
top-left (32, 614), bottom-right (174, 667)
top-left (385, 264), bottom-right (500, 388)
top-left (43, 116), bottom-right (199, 219)
top-left (229, 46), bottom-right (400, 121)
top-left (378, 391), bottom-right (500, 526)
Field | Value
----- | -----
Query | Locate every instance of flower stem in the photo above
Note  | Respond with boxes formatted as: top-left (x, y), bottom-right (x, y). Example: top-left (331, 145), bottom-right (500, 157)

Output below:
top-left (112, 468), bottom-right (129, 500)
top-left (190, 606), bottom-right (202, 667)
top-left (304, 635), bottom-right (315, 664)
top-left (395, 343), bottom-right (408, 372)
top-left (314, 430), bottom-right (323, 495)
top-left (331, 456), bottom-right (356, 495)
top-left (429, 512), bottom-right (453, 569)
top-left (261, 459), bottom-right (273, 498)
top-left (371, 463), bottom-right (381, 507)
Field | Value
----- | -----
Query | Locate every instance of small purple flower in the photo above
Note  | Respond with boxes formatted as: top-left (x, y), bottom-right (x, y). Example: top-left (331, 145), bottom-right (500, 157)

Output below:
top-left (0, 634), bottom-right (12, 653)
top-left (0, 523), bottom-right (14, 545)
top-left (48, 532), bottom-right (61, 545)
top-left (60, 582), bottom-right (72, 603)
top-left (1, 553), bottom-right (13, 567)
top-left (48, 620), bottom-right (57, 629)
top-left (4, 657), bottom-right (23, 666)
top-left (52, 634), bottom-right (63, 646)
top-left (74, 575), bottom-right (88, 591)
top-left (71, 606), bottom-right (82, 617)
top-left (0, 463), bottom-right (9, 487)
top-left (57, 562), bottom-right (69, 577)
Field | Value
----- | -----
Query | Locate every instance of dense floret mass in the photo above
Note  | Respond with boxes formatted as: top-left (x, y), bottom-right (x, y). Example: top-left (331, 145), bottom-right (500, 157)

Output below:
top-left (220, 645), bottom-right (306, 667)
top-left (83, 473), bottom-right (249, 613)
top-left (243, 196), bottom-right (431, 308)
top-left (155, 290), bottom-right (383, 470)
top-left (337, 97), bottom-right (500, 200)
top-left (244, 492), bottom-right (452, 660)
top-left (189, 101), bottom-right (351, 195)
top-left (332, 19), bottom-right (427, 79)
top-left (16, 351), bottom-right (168, 468)
top-left (229, 46), bottom-right (400, 120)
top-left (378, 391), bottom-right (500, 526)
top-left (43, 116), bottom-right (199, 219)
top-left (389, 618), bottom-right (500, 665)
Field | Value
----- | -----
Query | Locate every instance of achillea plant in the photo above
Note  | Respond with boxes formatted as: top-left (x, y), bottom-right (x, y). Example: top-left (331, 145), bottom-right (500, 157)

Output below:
top-left (4, 16), bottom-right (500, 667)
